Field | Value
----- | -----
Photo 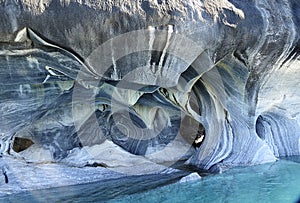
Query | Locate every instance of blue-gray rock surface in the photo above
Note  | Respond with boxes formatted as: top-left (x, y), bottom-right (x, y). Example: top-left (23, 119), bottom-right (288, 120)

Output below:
top-left (0, 0), bottom-right (300, 186)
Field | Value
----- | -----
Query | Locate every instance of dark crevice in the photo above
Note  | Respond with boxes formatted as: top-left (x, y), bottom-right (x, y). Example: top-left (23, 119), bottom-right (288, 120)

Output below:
top-left (159, 87), bottom-right (169, 98)
top-left (282, 42), bottom-right (300, 65)
top-left (192, 121), bottom-right (205, 149)
top-left (12, 137), bottom-right (34, 153)
top-left (2, 168), bottom-right (8, 184)
top-left (84, 162), bottom-right (108, 168)
top-left (233, 50), bottom-right (248, 66)
top-left (256, 115), bottom-right (266, 140)
top-left (171, 160), bottom-right (211, 176)
top-left (192, 130), bottom-right (205, 148)
top-left (150, 51), bottom-right (168, 73)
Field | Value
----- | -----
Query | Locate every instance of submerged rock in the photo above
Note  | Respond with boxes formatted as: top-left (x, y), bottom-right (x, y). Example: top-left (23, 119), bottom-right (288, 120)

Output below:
top-left (0, 0), bottom-right (299, 178)
top-left (179, 172), bottom-right (201, 183)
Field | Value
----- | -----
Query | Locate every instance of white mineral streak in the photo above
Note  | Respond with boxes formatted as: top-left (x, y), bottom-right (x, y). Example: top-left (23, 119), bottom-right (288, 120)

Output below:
top-left (41, 74), bottom-right (49, 83)
top-left (110, 39), bottom-right (119, 80)
top-left (158, 25), bottom-right (173, 73)
top-left (148, 26), bottom-right (156, 73)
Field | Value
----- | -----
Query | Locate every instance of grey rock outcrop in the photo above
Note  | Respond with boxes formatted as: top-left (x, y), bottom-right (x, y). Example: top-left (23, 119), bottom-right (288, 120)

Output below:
top-left (0, 0), bottom-right (299, 173)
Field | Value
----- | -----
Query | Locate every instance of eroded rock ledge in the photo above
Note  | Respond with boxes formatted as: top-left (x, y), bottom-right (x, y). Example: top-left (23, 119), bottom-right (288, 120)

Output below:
top-left (0, 0), bottom-right (300, 176)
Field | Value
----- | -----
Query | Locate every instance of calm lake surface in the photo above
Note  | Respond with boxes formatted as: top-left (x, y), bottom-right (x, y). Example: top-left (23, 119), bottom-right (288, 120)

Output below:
top-left (1, 157), bottom-right (300, 203)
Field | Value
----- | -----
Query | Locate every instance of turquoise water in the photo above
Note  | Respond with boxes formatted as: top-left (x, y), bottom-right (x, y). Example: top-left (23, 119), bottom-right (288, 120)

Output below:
top-left (109, 159), bottom-right (300, 203)
top-left (1, 158), bottom-right (300, 203)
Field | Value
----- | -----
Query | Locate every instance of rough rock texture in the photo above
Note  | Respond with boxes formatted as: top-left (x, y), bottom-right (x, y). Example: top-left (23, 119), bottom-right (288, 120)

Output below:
top-left (0, 0), bottom-right (300, 179)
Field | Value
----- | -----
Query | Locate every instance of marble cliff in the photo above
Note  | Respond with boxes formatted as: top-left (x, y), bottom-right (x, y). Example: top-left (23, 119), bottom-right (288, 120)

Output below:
top-left (0, 0), bottom-right (300, 176)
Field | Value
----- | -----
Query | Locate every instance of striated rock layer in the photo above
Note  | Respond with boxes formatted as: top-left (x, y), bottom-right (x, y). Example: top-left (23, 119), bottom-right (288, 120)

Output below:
top-left (0, 0), bottom-right (300, 175)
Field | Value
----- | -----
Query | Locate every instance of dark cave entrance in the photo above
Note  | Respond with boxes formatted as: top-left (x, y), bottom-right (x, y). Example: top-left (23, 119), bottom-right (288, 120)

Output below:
top-left (180, 116), bottom-right (205, 149)
top-left (12, 137), bottom-right (34, 153)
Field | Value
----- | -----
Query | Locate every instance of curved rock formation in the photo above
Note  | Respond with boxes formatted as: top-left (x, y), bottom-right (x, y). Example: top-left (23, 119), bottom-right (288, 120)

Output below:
top-left (0, 0), bottom-right (300, 173)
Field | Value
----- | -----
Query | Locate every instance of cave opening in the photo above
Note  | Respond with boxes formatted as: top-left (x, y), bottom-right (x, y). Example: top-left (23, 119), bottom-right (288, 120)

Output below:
top-left (193, 127), bottom-right (205, 148)
top-left (255, 115), bottom-right (265, 140)
top-left (12, 137), bottom-right (34, 153)
top-left (180, 116), bottom-right (205, 149)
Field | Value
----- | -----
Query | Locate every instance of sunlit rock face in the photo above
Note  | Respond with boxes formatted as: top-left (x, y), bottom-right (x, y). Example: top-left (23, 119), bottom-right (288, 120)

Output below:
top-left (0, 0), bottom-right (300, 172)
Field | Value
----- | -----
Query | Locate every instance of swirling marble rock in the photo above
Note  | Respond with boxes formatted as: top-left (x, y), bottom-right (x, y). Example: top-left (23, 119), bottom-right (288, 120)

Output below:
top-left (0, 0), bottom-right (299, 176)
